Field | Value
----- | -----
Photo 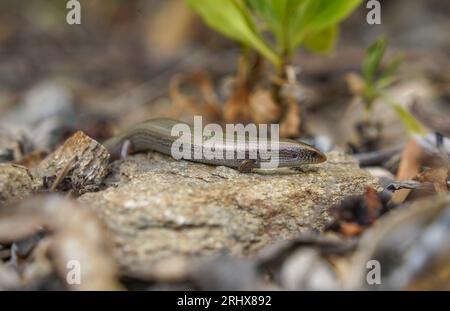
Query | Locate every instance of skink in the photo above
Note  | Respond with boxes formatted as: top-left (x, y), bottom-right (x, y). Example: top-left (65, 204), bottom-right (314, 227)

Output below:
top-left (103, 118), bottom-right (326, 172)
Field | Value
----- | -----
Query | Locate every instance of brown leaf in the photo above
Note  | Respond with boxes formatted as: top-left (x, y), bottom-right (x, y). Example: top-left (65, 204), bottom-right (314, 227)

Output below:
top-left (392, 138), bottom-right (427, 204)
top-left (365, 187), bottom-right (383, 223)
top-left (414, 166), bottom-right (449, 195)
top-left (340, 222), bottom-right (365, 237)
top-left (223, 80), bottom-right (253, 123)
top-left (327, 187), bottom-right (392, 237)
top-left (249, 89), bottom-right (281, 124)
top-left (345, 72), bottom-right (365, 97)
top-left (224, 51), bottom-right (264, 124)
top-left (15, 150), bottom-right (48, 168)
top-left (279, 97), bottom-right (301, 138)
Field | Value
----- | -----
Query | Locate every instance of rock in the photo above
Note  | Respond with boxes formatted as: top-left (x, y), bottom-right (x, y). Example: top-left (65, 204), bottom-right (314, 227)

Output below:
top-left (279, 248), bottom-right (339, 290)
top-left (0, 195), bottom-right (121, 290)
top-left (0, 264), bottom-right (20, 290)
top-left (78, 151), bottom-right (379, 276)
top-left (0, 125), bottom-right (34, 163)
top-left (0, 164), bottom-right (40, 203)
top-left (410, 96), bottom-right (450, 137)
top-left (2, 81), bottom-right (74, 126)
top-left (37, 131), bottom-right (109, 195)
top-left (347, 195), bottom-right (450, 290)
top-left (1, 81), bottom-right (77, 151)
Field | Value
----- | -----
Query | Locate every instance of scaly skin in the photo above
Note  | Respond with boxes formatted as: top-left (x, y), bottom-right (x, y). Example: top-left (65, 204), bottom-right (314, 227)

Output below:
top-left (103, 118), bottom-right (326, 172)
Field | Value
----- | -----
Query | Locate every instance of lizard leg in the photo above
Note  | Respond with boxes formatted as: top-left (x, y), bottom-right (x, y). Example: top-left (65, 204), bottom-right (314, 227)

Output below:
top-left (238, 159), bottom-right (256, 173)
top-left (120, 139), bottom-right (132, 159)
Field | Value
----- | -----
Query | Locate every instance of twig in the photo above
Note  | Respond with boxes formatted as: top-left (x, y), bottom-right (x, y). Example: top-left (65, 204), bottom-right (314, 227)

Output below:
top-left (50, 155), bottom-right (77, 192)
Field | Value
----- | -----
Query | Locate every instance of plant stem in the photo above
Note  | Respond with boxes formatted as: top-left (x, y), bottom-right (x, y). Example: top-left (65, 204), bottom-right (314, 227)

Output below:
top-left (271, 52), bottom-right (289, 119)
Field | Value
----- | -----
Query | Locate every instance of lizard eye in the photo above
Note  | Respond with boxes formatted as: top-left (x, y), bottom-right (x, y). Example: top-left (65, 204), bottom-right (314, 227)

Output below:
top-left (314, 150), bottom-right (327, 163)
top-left (295, 151), bottom-right (304, 160)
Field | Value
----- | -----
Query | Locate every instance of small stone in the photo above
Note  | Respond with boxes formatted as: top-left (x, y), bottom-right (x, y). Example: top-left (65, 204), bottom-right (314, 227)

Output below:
top-left (0, 164), bottom-right (40, 203)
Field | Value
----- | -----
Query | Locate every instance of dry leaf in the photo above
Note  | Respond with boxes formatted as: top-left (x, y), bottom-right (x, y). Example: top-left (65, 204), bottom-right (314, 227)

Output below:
top-left (279, 97), bottom-right (301, 138)
top-left (249, 89), bottom-right (281, 124)
top-left (392, 138), bottom-right (427, 204)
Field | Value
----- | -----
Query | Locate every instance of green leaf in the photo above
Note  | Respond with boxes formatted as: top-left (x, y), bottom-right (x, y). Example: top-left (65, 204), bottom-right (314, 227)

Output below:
top-left (246, 0), bottom-right (290, 50)
top-left (187, 0), bottom-right (361, 67)
top-left (375, 76), bottom-right (397, 90)
top-left (246, 0), bottom-right (309, 54)
top-left (363, 37), bottom-right (387, 84)
top-left (246, 0), bottom-right (289, 30)
top-left (289, 0), bottom-right (362, 53)
top-left (185, 0), bottom-right (280, 66)
top-left (383, 53), bottom-right (403, 78)
top-left (362, 84), bottom-right (379, 112)
top-left (376, 53), bottom-right (403, 89)
top-left (389, 101), bottom-right (426, 134)
top-left (303, 25), bottom-right (339, 53)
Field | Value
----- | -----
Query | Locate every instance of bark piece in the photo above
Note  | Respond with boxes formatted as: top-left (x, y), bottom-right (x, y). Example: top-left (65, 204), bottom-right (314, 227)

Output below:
top-left (37, 131), bottom-right (110, 195)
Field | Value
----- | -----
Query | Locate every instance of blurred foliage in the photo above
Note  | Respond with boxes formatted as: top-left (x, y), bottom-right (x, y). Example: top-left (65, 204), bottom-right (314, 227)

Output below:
top-left (185, 0), bottom-right (362, 70)
top-left (361, 37), bottom-right (425, 134)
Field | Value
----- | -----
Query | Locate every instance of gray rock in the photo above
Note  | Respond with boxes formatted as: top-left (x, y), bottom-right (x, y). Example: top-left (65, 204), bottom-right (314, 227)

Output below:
top-left (78, 151), bottom-right (379, 275)
top-left (1, 81), bottom-right (77, 150)
top-left (347, 195), bottom-right (450, 290)
top-left (2, 81), bottom-right (74, 126)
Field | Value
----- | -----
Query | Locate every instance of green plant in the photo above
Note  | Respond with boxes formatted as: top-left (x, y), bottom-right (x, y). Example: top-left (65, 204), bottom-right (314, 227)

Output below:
top-left (185, 0), bottom-right (362, 73)
top-left (360, 37), bottom-right (425, 134)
